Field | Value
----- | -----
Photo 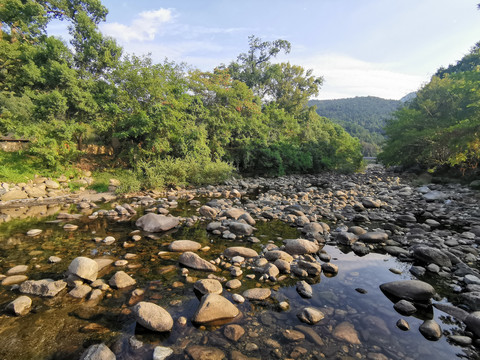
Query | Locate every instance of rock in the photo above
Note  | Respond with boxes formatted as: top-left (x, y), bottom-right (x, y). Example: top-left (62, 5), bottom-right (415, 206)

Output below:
top-left (225, 208), bottom-right (246, 219)
top-left (0, 189), bottom-right (28, 201)
top-left (321, 262), bottom-right (338, 274)
top-left (284, 239), bottom-right (319, 255)
top-left (6, 295), bottom-right (32, 316)
top-left (224, 247), bottom-right (258, 258)
top-left (2, 275), bottom-right (28, 286)
top-left (333, 322), bottom-right (361, 344)
top-left (193, 294), bottom-right (239, 324)
top-left (109, 271), bottom-right (136, 289)
top-left (412, 246), bottom-right (452, 268)
top-left (423, 191), bottom-right (447, 202)
top-left (362, 197), bottom-right (381, 208)
top-left (7, 265), bottom-right (28, 275)
top-left (461, 292), bottom-right (480, 311)
top-left (433, 303), bottom-right (469, 322)
top-left (470, 180), bottom-right (480, 190)
top-left (68, 257), bottom-right (98, 282)
top-left (295, 325), bottom-right (324, 346)
top-left (302, 222), bottom-right (325, 235)
top-left (135, 213), bottom-right (179, 232)
top-left (380, 280), bottom-right (436, 302)
top-left (229, 222), bottom-right (255, 236)
top-left (393, 299), bottom-right (417, 315)
top-left (296, 280), bottom-right (313, 298)
top-left (224, 324), bottom-right (245, 341)
top-left (48, 256), bottom-right (62, 263)
top-left (297, 307), bottom-right (324, 325)
top-left (283, 329), bottom-right (305, 341)
top-left (243, 288), bottom-right (271, 300)
top-left (232, 294), bottom-right (245, 303)
top-left (419, 319), bottom-right (442, 340)
top-left (396, 319), bottom-right (409, 331)
top-left (265, 250), bottom-right (293, 263)
top-left (448, 335), bottom-right (472, 346)
top-left (69, 284), bottom-right (92, 299)
top-left (263, 263), bottom-right (279, 278)
top-left (80, 343), bottom-right (116, 360)
top-left (169, 240), bottom-right (202, 252)
top-left (199, 205), bottom-right (219, 218)
top-left (153, 346), bottom-right (174, 360)
top-left (132, 301), bottom-right (173, 332)
top-left (359, 231), bottom-right (388, 243)
top-left (194, 279), bottom-right (223, 295)
top-left (465, 313), bottom-right (480, 337)
top-left (179, 252), bottom-right (217, 272)
top-left (19, 279), bottom-right (66, 297)
top-left (336, 232), bottom-right (358, 245)
top-left (26, 229), bottom-right (42, 236)
top-left (185, 346), bottom-right (225, 360)
top-left (274, 259), bottom-right (291, 273)
top-left (296, 260), bottom-right (322, 276)
top-left (63, 224), bottom-right (78, 231)
top-left (45, 180), bottom-right (60, 189)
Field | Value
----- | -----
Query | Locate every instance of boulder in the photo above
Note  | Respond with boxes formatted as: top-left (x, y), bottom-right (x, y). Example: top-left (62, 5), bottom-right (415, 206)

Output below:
top-left (6, 295), bottom-right (32, 316)
top-left (359, 231), bottom-right (388, 243)
top-left (132, 301), bottom-right (173, 332)
top-left (284, 239), bottom-right (319, 255)
top-left (193, 294), bottom-right (239, 324)
top-left (419, 319), bottom-right (442, 340)
top-left (380, 280), bottom-right (436, 302)
top-left (265, 250), bottom-right (293, 263)
top-left (225, 208), bottom-right (246, 219)
top-left (169, 240), bottom-right (202, 252)
top-left (224, 247), bottom-right (258, 258)
top-left (68, 257), bottom-right (98, 282)
top-left (135, 213), bottom-right (179, 232)
top-left (297, 307), bottom-right (324, 325)
top-left (199, 205), bottom-right (218, 218)
top-left (228, 222), bottom-right (255, 236)
top-left (412, 246), bottom-right (452, 268)
top-left (0, 189), bottom-right (28, 201)
top-left (296, 280), bottom-right (313, 298)
top-left (179, 252), bottom-right (217, 271)
top-left (336, 232), bottom-right (358, 246)
top-left (194, 279), bottom-right (223, 295)
top-left (108, 271), bottom-right (136, 289)
top-left (242, 288), bottom-right (271, 301)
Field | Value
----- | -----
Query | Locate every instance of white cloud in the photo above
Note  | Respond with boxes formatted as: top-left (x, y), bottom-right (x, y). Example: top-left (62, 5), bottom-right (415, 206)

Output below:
top-left (101, 8), bottom-right (172, 42)
top-left (287, 53), bottom-right (427, 100)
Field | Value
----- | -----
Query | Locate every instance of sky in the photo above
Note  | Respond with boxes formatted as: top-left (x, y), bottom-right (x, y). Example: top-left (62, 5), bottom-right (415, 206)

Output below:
top-left (50, 0), bottom-right (480, 100)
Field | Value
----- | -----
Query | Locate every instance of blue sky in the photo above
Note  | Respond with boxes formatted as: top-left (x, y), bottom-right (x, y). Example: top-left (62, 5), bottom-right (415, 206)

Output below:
top-left (50, 0), bottom-right (480, 100)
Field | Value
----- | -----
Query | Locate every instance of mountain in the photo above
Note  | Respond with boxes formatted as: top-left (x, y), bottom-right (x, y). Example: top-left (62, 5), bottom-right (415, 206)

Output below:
top-left (308, 96), bottom-right (402, 156)
top-left (400, 92), bottom-right (416, 103)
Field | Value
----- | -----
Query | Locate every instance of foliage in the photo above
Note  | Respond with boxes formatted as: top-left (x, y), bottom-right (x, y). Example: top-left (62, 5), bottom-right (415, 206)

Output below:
top-left (379, 43), bottom-right (480, 175)
top-left (309, 96), bottom-right (402, 156)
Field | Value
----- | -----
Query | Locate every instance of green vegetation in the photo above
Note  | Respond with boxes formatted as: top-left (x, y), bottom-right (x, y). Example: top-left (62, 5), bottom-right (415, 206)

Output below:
top-left (309, 96), bottom-right (402, 156)
top-left (379, 42), bottom-right (480, 176)
top-left (0, 1), bottom-right (363, 190)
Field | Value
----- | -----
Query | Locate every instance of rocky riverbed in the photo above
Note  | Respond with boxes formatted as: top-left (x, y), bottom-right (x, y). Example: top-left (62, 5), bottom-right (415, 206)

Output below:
top-left (1, 165), bottom-right (480, 360)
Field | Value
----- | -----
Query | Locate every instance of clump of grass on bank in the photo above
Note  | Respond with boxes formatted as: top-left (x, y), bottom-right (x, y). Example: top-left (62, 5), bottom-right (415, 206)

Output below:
top-left (0, 151), bottom-right (79, 183)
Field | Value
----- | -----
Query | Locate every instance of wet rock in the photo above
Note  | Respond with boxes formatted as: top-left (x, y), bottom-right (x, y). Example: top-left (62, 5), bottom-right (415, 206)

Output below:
top-left (226, 279), bottom-right (242, 289)
top-left (48, 256), bottom-right (62, 263)
top-left (336, 232), bottom-right (358, 245)
top-left (380, 280), bottom-right (436, 302)
top-left (225, 208), bottom-right (246, 219)
top-left (321, 262), bottom-right (339, 275)
top-left (297, 307), bottom-right (324, 325)
top-left (283, 329), bottom-right (305, 341)
top-left (232, 294), bottom-right (245, 303)
top-left (109, 271), bottom-right (136, 289)
top-left (193, 294), bottom-right (239, 324)
top-left (68, 257), bottom-right (98, 282)
top-left (194, 279), bottom-right (223, 295)
top-left (169, 240), bottom-right (202, 252)
top-left (296, 280), bottom-right (313, 298)
top-left (352, 242), bottom-right (370, 256)
top-left (412, 246), bottom-right (452, 268)
top-left (224, 324), bottom-right (245, 341)
top-left (460, 292), bottom-right (480, 311)
top-left (419, 319), bottom-right (442, 340)
top-left (243, 288), bottom-right (271, 300)
top-left (6, 295), bottom-right (32, 316)
top-left (333, 321), bottom-right (361, 344)
top-left (359, 231), bottom-right (388, 243)
top-left (296, 260), bottom-right (322, 276)
top-left (69, 284), bottom-right (92, 299)
top-left (63, 224), bottom-right (78, 231)
top-left (396, 319), bottom-right (409, 331)
top-left (448, 335), bottom-right (472, 346)
top-left (132, 301), bottom-right (173, 332)
top-left (284, 239), bottom-right (319, 255)
top-left (179, 252), bottom-right (217, 272)
top-left (185, 345), bottom-right (225, 360)
top-left (362, 197), bottom-right (382, 208)
top-left (295, 325), bottom-right (325, 346)
top-left (393, 299), bottom-right (417, 315)
top-left (19, 279), bottom-right (66, 297)
top-left (135, 213), bottom-right (179, 232)
top-left (423, 191), bottom-right (447, 202)
top-left (433, 303), bottom-right (469, 322)
top-left (224, 247), bottom-right (258, 258)
top-left (80, 343), bottom-right (116, 360)
top-left (153, 346), bottom-right (173, 360)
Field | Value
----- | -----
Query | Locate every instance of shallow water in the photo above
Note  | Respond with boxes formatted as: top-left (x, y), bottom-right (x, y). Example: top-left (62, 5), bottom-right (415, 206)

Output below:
top-left (0, 201), bottom-right (477, 360)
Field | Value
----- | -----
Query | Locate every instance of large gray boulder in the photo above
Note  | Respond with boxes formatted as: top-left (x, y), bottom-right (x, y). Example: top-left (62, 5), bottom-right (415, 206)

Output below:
top-left (68, 257), bottom-right (98, 282)
top-left (412, 246), bottom-right (452, 268)
top-left (132, 301), bottom-right (173, 332)
top-left (380, 280), bottom-right (436, 302)
top-left (179, 252), bottom-right (217, 271)
top-left (192, 294), bottom-right (239, 324)
top-left (19, 279), bottom-right (67, 297)
top-left (80, 343), bottom-right (116, 360)
top-left (228, 222), bottom-right (255, 236)
top-left (284, 239), bottom-right (319, 255)
top-left (135, 213), bottom-right (179, 232)
top-left (168, 240), bottom-right (202, 252)
top-left (224, 246), bottom-right (258, 258)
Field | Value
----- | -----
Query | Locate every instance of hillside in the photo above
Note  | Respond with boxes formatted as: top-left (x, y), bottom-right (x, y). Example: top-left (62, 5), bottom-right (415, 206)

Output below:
top-left (309, 96), bottom-right (402, 156)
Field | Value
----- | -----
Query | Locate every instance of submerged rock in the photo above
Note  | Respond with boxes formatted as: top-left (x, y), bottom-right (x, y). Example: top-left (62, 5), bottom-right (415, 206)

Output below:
top-left (333, 321), bottom-right (361, 344)
top-left (109, 271), bottom-right (136, 289)
top-left (185, 346), bottom-right (225, 360)
top-left (297, 307), bottom-right (324, 325)
top-left (19, 279), bottom-right (66, 297)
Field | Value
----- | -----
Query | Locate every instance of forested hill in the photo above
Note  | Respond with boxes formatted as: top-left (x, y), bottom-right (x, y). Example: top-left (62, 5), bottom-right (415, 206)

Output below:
top-left (308, 96), bottom-right (402, 156)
